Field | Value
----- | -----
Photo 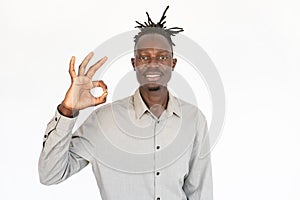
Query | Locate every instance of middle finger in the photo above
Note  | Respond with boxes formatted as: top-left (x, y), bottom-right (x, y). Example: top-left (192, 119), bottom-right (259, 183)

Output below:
top-left (78, 52), bottom-right (94, 76)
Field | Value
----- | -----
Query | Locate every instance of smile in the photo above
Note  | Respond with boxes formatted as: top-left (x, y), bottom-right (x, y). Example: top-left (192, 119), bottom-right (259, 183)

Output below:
top-left (145, 74), bottom-right (161, 78)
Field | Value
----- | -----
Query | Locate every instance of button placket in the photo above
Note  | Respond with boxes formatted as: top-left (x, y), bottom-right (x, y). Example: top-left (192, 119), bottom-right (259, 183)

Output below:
top-left (154, 119), bottom-right (162, 200)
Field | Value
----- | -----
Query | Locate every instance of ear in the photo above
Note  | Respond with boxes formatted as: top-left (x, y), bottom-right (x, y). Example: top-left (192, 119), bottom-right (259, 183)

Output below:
top-left (172, 58), bottom-right (177, 71)
top-left (131, 58), bottom-right (136, 71)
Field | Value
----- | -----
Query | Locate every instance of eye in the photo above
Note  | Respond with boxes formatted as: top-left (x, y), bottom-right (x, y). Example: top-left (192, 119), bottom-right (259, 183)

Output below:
top-left (158, 55), bottom-right (168, 60)
top-left (139, 55), bottom-right (149, 61)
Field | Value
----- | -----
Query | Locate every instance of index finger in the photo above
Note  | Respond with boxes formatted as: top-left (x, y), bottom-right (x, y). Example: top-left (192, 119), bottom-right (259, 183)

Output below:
top-left (86, 56), bottom-right (108, 79)
top-left (68, 56), bottom-right (76, 80)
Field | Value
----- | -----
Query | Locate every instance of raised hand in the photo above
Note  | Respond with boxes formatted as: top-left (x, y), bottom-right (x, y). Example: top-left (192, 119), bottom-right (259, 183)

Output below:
top-left (59, 52), bottom-right (108, 117)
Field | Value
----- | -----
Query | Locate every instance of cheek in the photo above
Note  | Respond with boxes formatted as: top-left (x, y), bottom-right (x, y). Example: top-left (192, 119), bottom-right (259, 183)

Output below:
top-left (135, 67), bottom-right (145, 81)
top-left (135, 63), bottom-right (146, 71)
top-left (161, 67), bottom-right (173, 82)
top-left (162, 65), bottom-right (173, 74)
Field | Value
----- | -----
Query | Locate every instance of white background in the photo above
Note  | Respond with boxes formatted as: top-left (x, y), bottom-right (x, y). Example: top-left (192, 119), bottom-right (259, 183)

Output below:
top-left (1, 0), bottom-right (299, 199)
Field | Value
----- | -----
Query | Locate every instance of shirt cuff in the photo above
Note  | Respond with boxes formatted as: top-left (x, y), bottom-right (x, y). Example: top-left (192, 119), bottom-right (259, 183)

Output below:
top-left (54, 108), bottom-right (78, 132)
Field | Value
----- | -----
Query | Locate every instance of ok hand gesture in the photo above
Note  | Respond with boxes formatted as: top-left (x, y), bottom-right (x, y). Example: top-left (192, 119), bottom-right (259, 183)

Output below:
top-left (59, 52), bottom-right (108, 117)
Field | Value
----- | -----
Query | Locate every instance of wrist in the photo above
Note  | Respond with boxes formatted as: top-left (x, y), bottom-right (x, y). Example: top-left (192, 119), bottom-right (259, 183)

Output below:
top-left (58, 104), bottom-right (79, 118)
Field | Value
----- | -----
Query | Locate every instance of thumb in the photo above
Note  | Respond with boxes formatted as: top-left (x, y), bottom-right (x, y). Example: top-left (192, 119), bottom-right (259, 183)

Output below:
top-left (94, 91), bottom-right (108, 106)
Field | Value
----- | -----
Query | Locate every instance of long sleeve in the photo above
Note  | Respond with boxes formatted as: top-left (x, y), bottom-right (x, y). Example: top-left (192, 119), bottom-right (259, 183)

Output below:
top-left (38, 109), bottom-right (89, 185)
top-left (183, 115), bottom-right (213, 200)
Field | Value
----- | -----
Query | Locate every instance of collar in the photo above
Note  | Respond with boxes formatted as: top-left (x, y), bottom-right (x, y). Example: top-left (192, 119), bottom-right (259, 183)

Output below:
top-left (133, 88), bottom-right (182, 119)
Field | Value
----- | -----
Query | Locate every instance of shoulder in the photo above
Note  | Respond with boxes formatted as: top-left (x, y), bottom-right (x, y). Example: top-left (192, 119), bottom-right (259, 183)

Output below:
top-left (93, 95), bottom-right (133, 116)
top-left (174, 96), bottom-right (206, 122)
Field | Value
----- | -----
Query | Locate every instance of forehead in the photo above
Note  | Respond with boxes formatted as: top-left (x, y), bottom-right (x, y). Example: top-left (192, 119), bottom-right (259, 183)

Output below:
top-left (135, 33), bottom-right (172, 52)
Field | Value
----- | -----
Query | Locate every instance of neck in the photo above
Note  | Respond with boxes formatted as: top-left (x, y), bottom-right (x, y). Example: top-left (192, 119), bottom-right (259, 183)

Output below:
top-left (139, 86), bottom-right (169, 118)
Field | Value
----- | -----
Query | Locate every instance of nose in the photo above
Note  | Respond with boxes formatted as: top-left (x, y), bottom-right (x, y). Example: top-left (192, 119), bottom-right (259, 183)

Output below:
top-left (148, 56), bottom-right (163, 68)
top-left (146, 61), bottom-right (160, 69)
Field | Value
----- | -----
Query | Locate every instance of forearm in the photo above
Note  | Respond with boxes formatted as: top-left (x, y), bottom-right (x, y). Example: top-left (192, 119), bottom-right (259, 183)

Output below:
top-left (183, 154), bottom-right (213, 200)
top-left (38, 109), bottom-right (88, 185)
top-left (183, 112), bottom-right (213, 200)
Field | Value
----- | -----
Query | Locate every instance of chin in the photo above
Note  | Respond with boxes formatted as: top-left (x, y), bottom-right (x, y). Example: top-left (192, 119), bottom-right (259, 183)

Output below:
top-left (141, 83), bottom-right (162, 91)
top-left (148, 86), bottom-right (161, 91)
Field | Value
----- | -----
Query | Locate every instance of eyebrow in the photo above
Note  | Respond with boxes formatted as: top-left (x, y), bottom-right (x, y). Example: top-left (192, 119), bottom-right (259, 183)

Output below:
top-left (136, 49), bottom-right (172, 54)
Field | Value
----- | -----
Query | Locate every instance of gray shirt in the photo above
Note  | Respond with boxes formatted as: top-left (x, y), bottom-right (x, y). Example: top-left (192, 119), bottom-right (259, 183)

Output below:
top-left (39, 89), bottom-right (213, 200)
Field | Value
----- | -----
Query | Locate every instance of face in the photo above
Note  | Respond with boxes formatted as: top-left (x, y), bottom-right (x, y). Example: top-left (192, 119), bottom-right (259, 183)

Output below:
top-left (131, 33), bottom-right (177, 91)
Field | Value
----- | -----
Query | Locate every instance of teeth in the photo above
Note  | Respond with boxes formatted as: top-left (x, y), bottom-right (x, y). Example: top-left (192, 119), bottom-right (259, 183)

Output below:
top-left (146, 74), bottom-right (160, 78)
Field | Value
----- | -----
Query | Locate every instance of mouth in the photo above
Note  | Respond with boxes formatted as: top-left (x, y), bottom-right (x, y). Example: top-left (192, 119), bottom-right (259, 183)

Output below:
top-left (145, 74), bottom-right (161, 78)
top-left (144, 73), bottom-right (162, 82)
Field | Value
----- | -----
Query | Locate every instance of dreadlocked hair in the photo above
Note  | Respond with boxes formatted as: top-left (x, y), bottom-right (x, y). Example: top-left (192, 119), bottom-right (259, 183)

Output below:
top-left (134, 6), bottom-right (184, 50)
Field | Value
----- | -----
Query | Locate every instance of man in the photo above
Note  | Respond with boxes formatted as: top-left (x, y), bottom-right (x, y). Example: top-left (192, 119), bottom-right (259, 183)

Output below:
top-left (39, 6), bottom-right (213, 200)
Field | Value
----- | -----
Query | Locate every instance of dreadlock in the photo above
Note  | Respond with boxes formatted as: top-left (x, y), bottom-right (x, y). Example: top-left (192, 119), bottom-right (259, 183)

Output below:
top-left (134, 6), bottom-right (184, 51)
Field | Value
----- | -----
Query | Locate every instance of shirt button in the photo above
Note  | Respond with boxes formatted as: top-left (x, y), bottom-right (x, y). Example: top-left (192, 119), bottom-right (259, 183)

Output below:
top-left (156, 146), bottom-right (160, 150)
top-left (44, 135), bottom-right (47, 138)
top-left (156, 172), bottom-right (160, 175)
top-left (157, 197), bottom-right (160, 200)
top-left (55, 117), bottom-right (58, 121)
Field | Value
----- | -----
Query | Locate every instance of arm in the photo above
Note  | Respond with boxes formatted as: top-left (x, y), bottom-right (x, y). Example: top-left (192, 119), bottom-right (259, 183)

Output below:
top-left (38, 52), bottom-right (108, 185)
top-left (38, 109), bottom-right (88, 185)
top-left (183, 115), bottom-right (213, 200)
